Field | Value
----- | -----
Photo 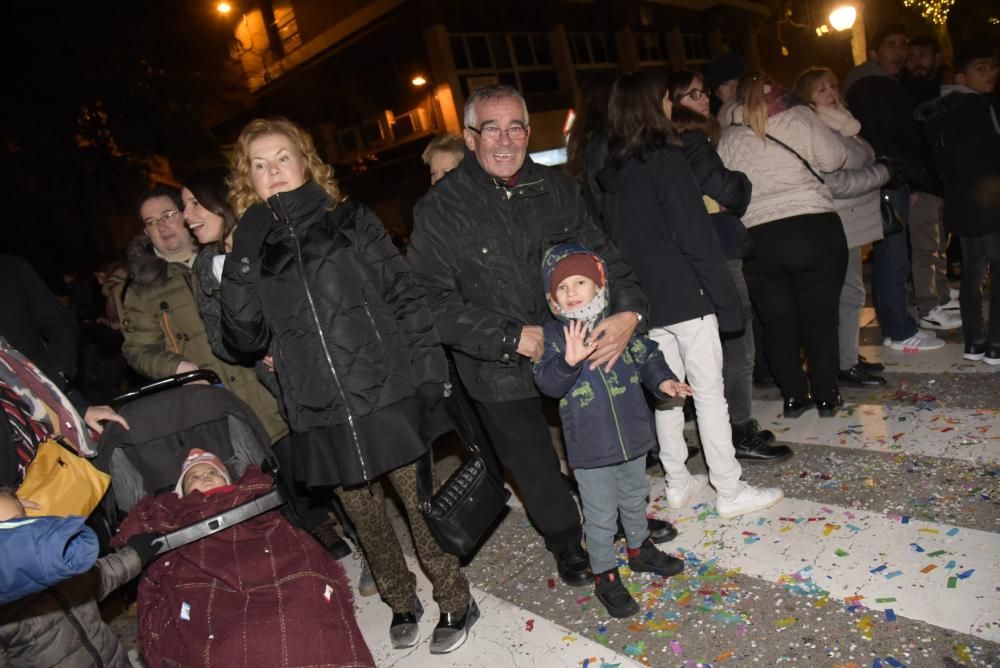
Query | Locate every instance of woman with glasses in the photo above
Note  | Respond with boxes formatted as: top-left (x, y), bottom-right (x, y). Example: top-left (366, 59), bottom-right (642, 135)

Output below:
top-left (220, 117), bottom-right (476, 655)
top-left (665, 70), bottom-right (792, 462)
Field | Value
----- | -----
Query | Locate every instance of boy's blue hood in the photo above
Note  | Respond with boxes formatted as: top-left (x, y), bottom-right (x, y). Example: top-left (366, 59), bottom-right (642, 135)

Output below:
top-left (541, 242), bottom-right (608, 322)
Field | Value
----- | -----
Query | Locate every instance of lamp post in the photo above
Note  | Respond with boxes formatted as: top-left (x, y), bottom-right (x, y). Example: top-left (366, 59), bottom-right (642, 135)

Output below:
top-left (829, 3), bottom-right (867, 65)
top-left (216, 2), bottom-right (233, 14)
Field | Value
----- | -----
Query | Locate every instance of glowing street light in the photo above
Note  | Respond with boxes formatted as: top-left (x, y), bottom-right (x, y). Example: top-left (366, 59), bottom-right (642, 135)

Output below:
top-left (829, 5), bottom-right (858, 31)
top-left (411, 75), bottom-right (428, 87)
top-left (216, 2), bottom-right (233, 14)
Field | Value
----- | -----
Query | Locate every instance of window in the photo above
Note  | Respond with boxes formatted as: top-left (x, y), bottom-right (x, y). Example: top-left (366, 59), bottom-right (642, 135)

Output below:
top-left (683, 32), bottom-right (712, 63)
top-left (636, 32), bottom-right (667, 63)
top-left (569, 33), bottom-right (619, 66)
top-left (450, 32), bottom-right (562, 96)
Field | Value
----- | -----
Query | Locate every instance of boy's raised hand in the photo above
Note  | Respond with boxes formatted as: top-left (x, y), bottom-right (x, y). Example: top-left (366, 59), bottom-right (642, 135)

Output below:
top-left (658, 379), bottom-right (694, 398)
top-left (563, 319), bottom-right (597, 367)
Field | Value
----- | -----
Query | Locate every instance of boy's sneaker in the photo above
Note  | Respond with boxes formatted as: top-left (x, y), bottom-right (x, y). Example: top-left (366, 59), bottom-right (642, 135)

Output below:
top-left (716, 484), bottom-right (784, 519)
top-left (883, 330), bottom-right (945, 352)
top-left (628, 539), bottom-right (684, 578)
top-left (963, 341), bottom-right (987, 361)
top-left (594, 568), bottom-right (640, 618)
top-left (919, 306), bottom-right (962, 331)
top-left (666, 474), bottom-right (708, 509)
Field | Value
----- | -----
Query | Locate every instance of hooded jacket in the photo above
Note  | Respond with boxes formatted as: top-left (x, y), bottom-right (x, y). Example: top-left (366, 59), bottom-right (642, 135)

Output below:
top-left (843, 60), bottom-right (934, 193)
top-left (534, 244), bottom-right (676, 470)
top-left (914, 86), bottom-right (1000, 236)
top-left (598, 144), bottom-right (743, 332)
top-left (220, 182), bottom-right (446, 437)
top-left (0, 516), bottom-right (140, 668)
top-left (123, 235), bottom-right (287, 443)
top-left (408, 150), bottom-right (648, 403)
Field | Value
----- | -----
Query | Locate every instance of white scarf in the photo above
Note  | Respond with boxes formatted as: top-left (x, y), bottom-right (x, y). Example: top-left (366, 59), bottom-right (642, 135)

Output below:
top-left (815, 104), bottom-right (862, 137)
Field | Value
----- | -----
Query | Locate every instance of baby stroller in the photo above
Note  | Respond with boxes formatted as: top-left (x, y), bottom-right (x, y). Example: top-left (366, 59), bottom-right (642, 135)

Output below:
top-left (94, 370), bottom-right (286, 555)
top-left (94, 370), bottom-right (374, 667)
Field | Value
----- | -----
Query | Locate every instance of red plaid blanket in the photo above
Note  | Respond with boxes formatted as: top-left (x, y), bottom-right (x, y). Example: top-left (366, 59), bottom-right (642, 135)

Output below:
top-left (113, 468), bottom-right (374, 667)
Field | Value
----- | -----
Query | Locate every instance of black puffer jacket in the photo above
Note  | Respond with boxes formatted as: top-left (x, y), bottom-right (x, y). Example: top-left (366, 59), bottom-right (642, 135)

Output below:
top-left (598, 145), bottom-right (743, 332)
top-left (221, 182), bottom-right (446, 435)
top-left (408, 151), bottom-right (648, 403)
top-left (915, 88), bottom-right (1000, 237)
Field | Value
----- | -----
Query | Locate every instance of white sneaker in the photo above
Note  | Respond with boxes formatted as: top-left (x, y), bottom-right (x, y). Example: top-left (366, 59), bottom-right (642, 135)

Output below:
top-left (919, 306), bottom-right (962, 330)
top-left (716, 484), bottom-right (784, 519)
top-left (940, 296), bottom-right (961, 313)
top-left (884, 330), bottom-right (946, 352)
top-left (666, 474), bottom-right (708, 509)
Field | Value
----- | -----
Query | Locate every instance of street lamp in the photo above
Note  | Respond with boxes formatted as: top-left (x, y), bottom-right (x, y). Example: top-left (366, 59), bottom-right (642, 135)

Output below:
top-left (829, 5), bottom-right (857, 31)
top-left (216, 2), bottom-right (233, 14)
top-left (411, 75), bottom-right (428, 87)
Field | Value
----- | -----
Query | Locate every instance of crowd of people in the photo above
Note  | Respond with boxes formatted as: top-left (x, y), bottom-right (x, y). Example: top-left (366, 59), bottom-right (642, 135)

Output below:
top-left (0, 20), bottom-right (997, 665)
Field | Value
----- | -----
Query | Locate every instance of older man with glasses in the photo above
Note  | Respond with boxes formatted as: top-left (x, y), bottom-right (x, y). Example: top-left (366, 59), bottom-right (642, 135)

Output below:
top-left (408, 84), bottom-right (670, 587)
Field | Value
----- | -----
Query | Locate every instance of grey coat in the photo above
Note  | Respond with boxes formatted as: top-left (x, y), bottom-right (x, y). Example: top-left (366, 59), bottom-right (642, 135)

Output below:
top-left (0, 548), bottom-right (141, 668)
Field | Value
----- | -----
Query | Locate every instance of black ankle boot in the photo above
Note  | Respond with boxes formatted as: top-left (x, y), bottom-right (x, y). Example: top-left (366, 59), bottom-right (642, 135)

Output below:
top-left (817, 393), bottom-right (843, 418)
top-left (615, 517), bottom-right (678, 544)
top-left (594, 568), bottom-right (639, 618)
top-left (783, 396), bottom-right (814, 418)
top-left (732, 422), bottom-right (793, 463)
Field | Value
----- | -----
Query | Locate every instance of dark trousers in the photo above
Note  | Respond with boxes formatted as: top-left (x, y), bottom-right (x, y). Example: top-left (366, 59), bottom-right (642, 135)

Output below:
top-left (959, 233), bottom-right (1000, 347)
top-left (743, 212), bottom-right (848, 403)
top-left (475, 397), bottom-right (582, 553)
top-left (272, 435), bottom-right (330, 532)
top-left (871, 188), bottom-right (919, 341)
top-left (721, 259), bottom-right (755, 426)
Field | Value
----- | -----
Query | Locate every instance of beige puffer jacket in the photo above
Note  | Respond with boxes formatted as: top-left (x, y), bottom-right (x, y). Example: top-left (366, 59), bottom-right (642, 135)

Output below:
top-left (718, 104), bottom-right (848, 228)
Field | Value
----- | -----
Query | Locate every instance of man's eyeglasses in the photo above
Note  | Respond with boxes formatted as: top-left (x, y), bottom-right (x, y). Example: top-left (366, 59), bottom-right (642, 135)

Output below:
top-left (467, 125), bottom-right (529, 141)
top-left (142, 209), bottom-right (181, 228)
top-left (679, 88), bottom-right (708, 101)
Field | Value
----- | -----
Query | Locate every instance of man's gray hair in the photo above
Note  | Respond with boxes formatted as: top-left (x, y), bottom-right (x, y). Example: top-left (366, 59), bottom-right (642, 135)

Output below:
top-left (463, 84), bottom-right (530, 129)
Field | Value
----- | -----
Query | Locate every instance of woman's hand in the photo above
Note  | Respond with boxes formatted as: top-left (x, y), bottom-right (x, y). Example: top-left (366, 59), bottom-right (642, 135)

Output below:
top-left (563, 319), bottom-right (597, 367)
top-left (658, 380), bottom-right (694, 398)
top-left (84, 405), bottom-right (130, 434)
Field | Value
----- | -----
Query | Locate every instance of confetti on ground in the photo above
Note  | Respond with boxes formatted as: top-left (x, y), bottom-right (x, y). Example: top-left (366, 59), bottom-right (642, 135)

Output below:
top-left (884, 570), bottom-right (903, 579)
top-left (775, 616), bottom-right (797, 628)
top-left (525, 619), bottom-right (534, 631)
top-left (835, 548), bottom-right (850, 557)
top-left (920, 564), bottom-right (938, 574)
top-left (885, 608), bottom-right (896, 622)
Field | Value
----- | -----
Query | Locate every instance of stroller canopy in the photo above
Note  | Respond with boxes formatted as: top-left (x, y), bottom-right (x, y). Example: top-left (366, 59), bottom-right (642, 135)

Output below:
top-left (96, 384), bottom-right (273, 514)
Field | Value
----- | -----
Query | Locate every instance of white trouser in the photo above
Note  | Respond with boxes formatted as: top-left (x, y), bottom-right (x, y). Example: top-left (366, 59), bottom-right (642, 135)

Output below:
top-left (650, 315), bottom-right (743, 498)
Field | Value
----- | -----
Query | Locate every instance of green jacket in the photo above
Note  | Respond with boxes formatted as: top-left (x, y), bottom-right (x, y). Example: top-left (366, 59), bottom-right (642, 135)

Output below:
top-left (122, 236), bottom-right (288, 443)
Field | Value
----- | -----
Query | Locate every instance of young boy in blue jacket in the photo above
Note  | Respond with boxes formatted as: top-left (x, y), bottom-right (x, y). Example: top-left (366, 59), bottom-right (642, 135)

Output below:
top-left (534, 243), bottom-right (692, 618)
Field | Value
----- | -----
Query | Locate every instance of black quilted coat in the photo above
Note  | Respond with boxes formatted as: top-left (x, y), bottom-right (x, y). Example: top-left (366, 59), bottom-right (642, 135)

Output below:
top-left (220, 182), bottom-right (446, 442)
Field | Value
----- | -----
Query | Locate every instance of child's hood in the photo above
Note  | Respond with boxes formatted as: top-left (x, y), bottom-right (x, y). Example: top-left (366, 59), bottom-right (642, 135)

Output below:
top-left (541, 242), bottom-right (608, 321)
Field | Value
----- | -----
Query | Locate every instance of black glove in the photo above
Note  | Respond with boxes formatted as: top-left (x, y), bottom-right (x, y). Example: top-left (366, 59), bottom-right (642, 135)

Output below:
top-left (230, 202), bottom-right (275, 264)
top-left (125, 533), bottom-right (166, 568)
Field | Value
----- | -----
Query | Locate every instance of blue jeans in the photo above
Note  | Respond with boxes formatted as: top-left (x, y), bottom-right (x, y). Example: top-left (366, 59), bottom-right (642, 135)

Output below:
top-left (574, 455), bottom-right (651, 574)
top-left (871, 189), bottom-right (918, 341)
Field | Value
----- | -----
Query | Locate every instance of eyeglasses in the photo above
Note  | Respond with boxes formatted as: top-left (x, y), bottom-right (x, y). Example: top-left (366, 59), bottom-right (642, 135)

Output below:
top-left (142, 209), bottom-right (181, 228)
top-left (680, 88), bottom-right (708, 101)
top-left (466, 124), bottom-right (529, 141)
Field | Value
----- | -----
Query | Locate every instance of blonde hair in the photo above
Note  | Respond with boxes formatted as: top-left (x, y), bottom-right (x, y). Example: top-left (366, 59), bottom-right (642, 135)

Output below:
top-left (736, 72), bottom-right (771, 138)
top-left (228, 117), bottom-right (341, 217)
top-left (793, 67), bottom-right (843, 109)
top-left (421, 133), bottom-right (465, 165)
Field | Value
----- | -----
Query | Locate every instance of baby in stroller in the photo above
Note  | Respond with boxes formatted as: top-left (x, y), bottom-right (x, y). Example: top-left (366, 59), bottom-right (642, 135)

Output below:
top-left (91, 379), bottom-right (374, 667)
top-left (110, 446), bottom-right (374, 668)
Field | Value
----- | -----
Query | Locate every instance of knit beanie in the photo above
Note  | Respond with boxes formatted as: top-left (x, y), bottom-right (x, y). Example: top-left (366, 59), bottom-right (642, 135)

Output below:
top-left (175, 448), bottom-right (231, 496)
top-left (549, 253), bottom-right (606, 297)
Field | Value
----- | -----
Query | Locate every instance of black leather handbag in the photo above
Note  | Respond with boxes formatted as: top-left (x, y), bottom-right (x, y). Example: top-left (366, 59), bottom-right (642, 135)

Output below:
top-left (417, 392), bottom-right (510, 557)
top-left (879, 190), bottom-right (906, 237)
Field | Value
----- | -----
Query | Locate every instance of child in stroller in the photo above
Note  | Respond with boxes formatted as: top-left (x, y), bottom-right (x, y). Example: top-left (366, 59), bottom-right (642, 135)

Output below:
top-left (100, 381), bottom-right (374, 668)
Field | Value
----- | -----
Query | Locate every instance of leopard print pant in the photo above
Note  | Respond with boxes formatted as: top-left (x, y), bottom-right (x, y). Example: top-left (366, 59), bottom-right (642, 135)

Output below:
top-left (338, 460), bottom-right (471, 615)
